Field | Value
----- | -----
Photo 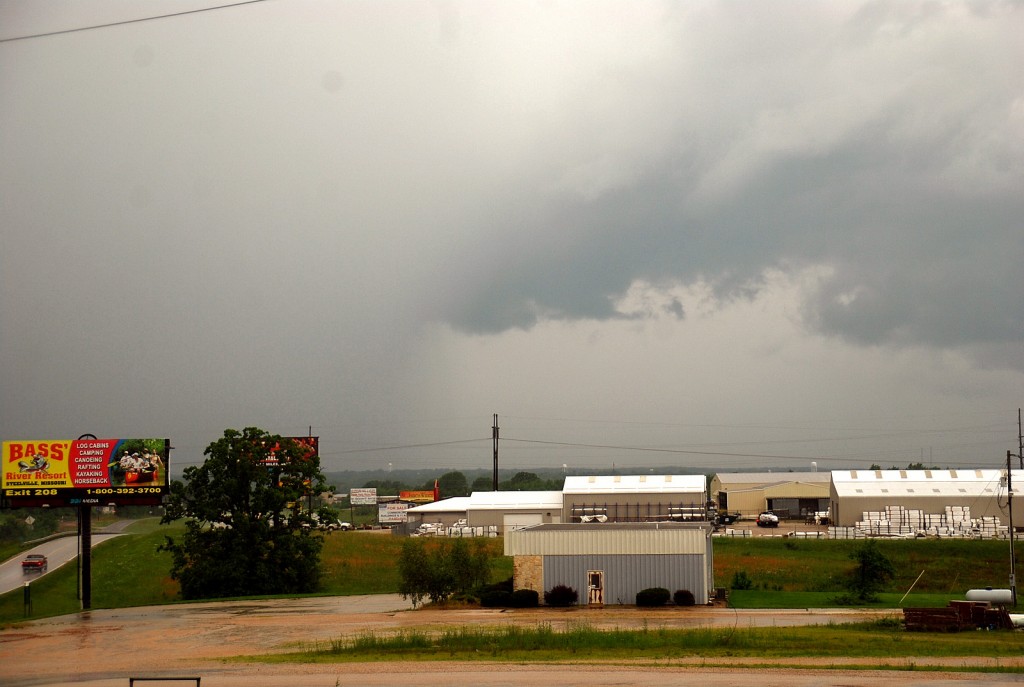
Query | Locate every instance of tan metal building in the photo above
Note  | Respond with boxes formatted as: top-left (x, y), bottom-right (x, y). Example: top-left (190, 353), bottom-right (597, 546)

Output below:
top-left (710, 472), bottom-right (830, 520)
top-left (830, 468), bottom-right (1021, 528)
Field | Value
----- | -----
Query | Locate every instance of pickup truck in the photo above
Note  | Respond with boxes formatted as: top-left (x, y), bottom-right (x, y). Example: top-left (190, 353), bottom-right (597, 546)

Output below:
top-left (21, 554), bottom-right (48, 573)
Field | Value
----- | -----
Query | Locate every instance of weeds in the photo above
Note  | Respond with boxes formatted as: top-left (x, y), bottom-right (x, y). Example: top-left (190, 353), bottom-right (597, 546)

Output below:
top-left (298, 623), bottom-right (1024, 663)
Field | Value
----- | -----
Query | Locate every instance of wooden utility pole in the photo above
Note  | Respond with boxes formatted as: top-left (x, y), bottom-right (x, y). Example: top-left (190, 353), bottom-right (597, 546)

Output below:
top-left (1018, 409), bottom-right (1023, 470)
top-left (1008, 449), bottom-right (1017, 607)
top-left (492, 414), bottom-right (499, 491)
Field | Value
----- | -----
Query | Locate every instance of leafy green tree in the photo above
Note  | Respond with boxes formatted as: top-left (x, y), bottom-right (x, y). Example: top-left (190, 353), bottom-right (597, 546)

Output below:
top-left (437, 471), bottom-right (469, 498)
top-left (448, 538), bottom-right (491, 594)
top-left (845, 539), bottom-right (896, 602)
top-left (507, 471), bottom-right (549, 490)
top-left (362, 479), bottom-right (408, 495)
top-left (160, 427), bottom-right (328, 600)
top-left (397, 538), bottom-right (434, 607)
top-left (470, 475), bottom-right (493, 492)
top-left (398, 537), bottom-right (492, 606)
top-left (500, 471), bottom-right (562, 491)
top-left (0, 511), bottom-right (29, 541)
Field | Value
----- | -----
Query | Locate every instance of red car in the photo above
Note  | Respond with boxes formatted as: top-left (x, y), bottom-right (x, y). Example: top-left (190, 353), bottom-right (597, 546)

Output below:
top-left (21, 554), bottom-right (48, 573)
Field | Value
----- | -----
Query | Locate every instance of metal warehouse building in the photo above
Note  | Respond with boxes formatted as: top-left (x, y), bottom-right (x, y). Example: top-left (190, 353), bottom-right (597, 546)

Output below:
top-left (561, 474), bottom-right (707, 523)
top-left (465, 490), bottom-right (563, 534)
top-left (710, 471), bottom-right (830, 520)
top-left (830, 468), bottom-right (1021, 528)
top-left (506, 522), bottom-right (714, 606)
top-left (405, 491), bottom-right (564, 534)
top-left (404, 496), bottom-right (471, 529)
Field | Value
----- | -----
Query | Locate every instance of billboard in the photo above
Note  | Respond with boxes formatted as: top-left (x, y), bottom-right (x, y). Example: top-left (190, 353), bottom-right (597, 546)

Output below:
top-left (2, 438), bottom-right (169, 507)
top-left (399, 490), bottom-right (436, 504)
top-left (350, 487), bottom-right (377, 505)
top-left (260, 436), bottom-right (319, 467)
top-left (379, 501), bottom-right (410, 524)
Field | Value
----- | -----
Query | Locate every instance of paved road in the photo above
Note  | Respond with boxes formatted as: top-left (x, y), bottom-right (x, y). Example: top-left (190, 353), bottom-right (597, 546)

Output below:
top-left (0, 532), bottom-right (122, 595)
top-left (3, 596), bottom-right (1022, 686)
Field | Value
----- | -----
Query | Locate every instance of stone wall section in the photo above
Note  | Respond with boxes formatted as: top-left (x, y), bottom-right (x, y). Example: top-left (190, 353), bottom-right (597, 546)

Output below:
top-left (513, 555), bottom-right (543, 596)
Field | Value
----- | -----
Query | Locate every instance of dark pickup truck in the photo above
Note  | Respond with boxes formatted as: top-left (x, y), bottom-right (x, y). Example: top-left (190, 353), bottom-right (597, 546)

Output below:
top-left (21, 554), bottom-right (48, 573)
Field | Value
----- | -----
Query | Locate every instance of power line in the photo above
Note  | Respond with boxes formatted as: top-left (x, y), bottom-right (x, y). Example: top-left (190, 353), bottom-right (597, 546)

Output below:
top-left (500, 436), bottom-right (1001, 468)
top-left (327, 438), bottom-right (489, 456)
top-left (502, 437), bottom-right (823, 462)
top-left (0, 0), bottom-right (272, 43)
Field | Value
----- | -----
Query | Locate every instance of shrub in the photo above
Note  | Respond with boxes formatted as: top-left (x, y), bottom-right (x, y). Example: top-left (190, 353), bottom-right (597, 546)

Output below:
top-left (845, 539), bottom-right (895, 602)
top-left (673, 589), bottom-right (696, 606)
top-left (510, 589), bottom-right (539, 608)
top-left (636, 587), bottom-right (671, 607)
top-left (730, 570), bottom-right (753, 590)
top-left (479, 590), bottom-right (512, 608)
top-left (481, 577), bottom-right (514, 594)
top-left (544, 584), bottom-right (578, 607)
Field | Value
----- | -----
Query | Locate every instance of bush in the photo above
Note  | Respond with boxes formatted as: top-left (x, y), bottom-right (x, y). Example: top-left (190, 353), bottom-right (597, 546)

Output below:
top-left (673, 589), bottom-right (696, 606)
top-left (635, 587), bottom-right (671, 607)
top-left (510, 589), bottom-right (539, 608)
top-left (479, 577), bottom-right (513, 594)
top-left (480, 590), bottom-right (512, 608)
top-left (845, 539), bottom-right (895, 602)
top-left (544, 584), bottom-right (578, 607)
top-left (730, 570), bottom-right (753, 590)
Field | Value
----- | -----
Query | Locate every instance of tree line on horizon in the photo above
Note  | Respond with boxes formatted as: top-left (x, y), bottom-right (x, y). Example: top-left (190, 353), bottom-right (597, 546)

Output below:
top-left (362, 470), bottom-right (564, 499)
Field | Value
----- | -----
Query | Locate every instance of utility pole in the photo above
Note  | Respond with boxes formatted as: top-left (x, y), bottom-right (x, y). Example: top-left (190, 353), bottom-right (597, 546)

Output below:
top-left (492, 414), bottom-right (499, 491)
top-left (1018, 409), bottom-right (1023, 470)
top-left (1006, 450), bottom-right (1017, 607)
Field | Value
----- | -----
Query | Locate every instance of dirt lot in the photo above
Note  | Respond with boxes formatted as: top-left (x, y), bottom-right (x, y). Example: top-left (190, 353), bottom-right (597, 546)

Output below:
top-left (2, 595), bottom-right (1022, 687)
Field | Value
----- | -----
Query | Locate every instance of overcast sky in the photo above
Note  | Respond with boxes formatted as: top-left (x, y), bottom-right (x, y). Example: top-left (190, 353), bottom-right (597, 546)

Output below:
top-left (2, 0), bottom-right (1022, 477)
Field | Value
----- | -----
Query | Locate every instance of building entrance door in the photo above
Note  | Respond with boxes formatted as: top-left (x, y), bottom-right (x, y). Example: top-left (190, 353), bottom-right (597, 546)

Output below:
top-left (587, 570), bottom-right (604, 606)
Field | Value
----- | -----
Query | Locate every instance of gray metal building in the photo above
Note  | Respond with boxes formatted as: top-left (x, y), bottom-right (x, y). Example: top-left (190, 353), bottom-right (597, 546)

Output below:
top-left (506, 522), bottom-right (714, 606)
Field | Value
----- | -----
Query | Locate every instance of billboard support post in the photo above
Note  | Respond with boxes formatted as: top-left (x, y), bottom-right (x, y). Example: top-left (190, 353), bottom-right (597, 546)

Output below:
top-left (75, 433), bottom-right (97, 611)
top-left (80, 504), bottom-right (91, 610)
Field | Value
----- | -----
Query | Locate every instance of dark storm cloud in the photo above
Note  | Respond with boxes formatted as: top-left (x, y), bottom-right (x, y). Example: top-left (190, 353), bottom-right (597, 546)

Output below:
top-left (1, 1), bottom-right (1021, 470)
top-left (434, 3), bottom-right (1024, 372)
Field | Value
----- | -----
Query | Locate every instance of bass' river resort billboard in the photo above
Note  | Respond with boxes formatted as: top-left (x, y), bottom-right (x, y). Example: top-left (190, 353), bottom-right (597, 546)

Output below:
top-left (2, 438), bottom-right (170, 507)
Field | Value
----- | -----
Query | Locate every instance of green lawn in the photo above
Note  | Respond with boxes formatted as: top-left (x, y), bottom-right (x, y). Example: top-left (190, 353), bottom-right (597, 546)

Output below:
top-left (713, 537), bottom-right (1016, 594)
top-left (282, 620), bottom-right (1024, 666)
top-left (0, 522), bottom-right (510, 624)
top-left (727, 590), bottom-right (959, 609)
top-left (0, 518), bottom-right (184, 623)
top-left (318, 532), bottom-right (509, 595)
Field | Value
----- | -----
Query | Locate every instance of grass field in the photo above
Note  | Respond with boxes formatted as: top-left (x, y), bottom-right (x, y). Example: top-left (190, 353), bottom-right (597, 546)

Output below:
top-left (713, 537), bottom-right (1015, 594)
top-left (281, 620), bottom-right (1024, 666)
top-left (0, 519), bottom-right (1017, 624)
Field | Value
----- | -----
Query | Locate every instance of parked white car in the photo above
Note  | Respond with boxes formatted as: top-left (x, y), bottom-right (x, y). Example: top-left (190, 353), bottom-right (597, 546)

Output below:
top-left (756, 511), bottom-right (780, 527)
